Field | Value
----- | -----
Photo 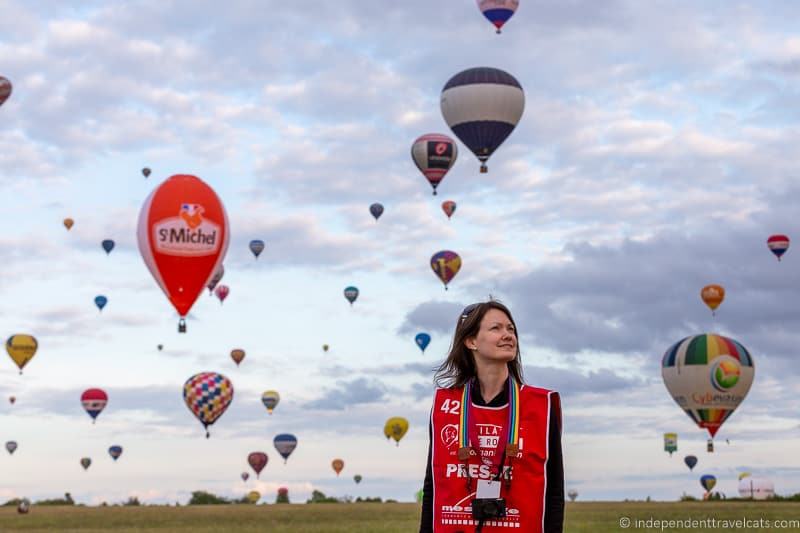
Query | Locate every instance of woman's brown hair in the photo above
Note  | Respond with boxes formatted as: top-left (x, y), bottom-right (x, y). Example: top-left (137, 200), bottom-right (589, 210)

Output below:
top-left (434, 300), bottom-right (524, 389)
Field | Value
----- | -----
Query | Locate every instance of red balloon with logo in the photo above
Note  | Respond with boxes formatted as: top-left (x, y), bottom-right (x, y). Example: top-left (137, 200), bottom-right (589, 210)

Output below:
top-left (137, 175), bottom-right (229, 332)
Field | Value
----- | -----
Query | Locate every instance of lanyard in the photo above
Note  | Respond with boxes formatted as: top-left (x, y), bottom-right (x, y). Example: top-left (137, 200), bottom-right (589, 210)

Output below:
top-left (458, 376), bottom-right (520, 463)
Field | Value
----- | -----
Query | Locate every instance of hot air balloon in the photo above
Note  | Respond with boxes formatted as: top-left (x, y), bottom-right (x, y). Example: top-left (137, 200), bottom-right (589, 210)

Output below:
top-left (384, 417), bottom-right (409, 446)
top-left (738, 477), bottom-right (774, 500)
top-left (441, 67), bottom-right (525, 173)
top-left (767, 234), bottom-right (789, 261)
top-left (6, 334), bottom-right (38, 374)
top-left (137, 174), bottom-right (230, 333)
top-left (108, 445), bottom-right (122, 461)
top-left (81, 388), bottom-right (108, 423)
top-left (332, 459), bottom-right (344, 476)
top-left (441, 200), bottom-right (457, 219)
top-left (277, 487), bottom-right (289, 503)
top-left (701, 285), bottom-right (725, 315)
top-left (230, 349), bottom-right (245, 366)
top-left (215, 285), bottom-right (229, 304)
top-left (183, 372), bottom-right (233, 438)
top-left (241, 472), bottom-right (250, 482)
top-left (94, 295), bottom-right (108, 312)
top-left (157, 344), bottom-right (163, 351)
top-left (207, 264), bottom-right (224, 294)
top-left (17, 499), bottom-right (29, 514)
top-left (567, 490), bottom-right (578, 502)
top-left (663, 433), bottom-right (677, 456)
top-left (101, 239), bottom-right (115, 255)
top-left (739, 471), bottom-right (752, 481)
top-left (369, 203), bottom-right (384, 221)
top-left (322, 344), bottom-right (329, 352)
top-left (249, 239), bottom-right (265, 259)
top-left (430, 250), bottom-right (461, 290)
top-left (662, 334), bottom-right (754, 442)
top-left (261, 390), bottom-right (280, 414)
top-left (63, 218), bottom-right (74, 231)
top-left (415, 333), bottom-right (431, 353)
top-left (477, 0), bottom-right (519, 33)
top-left (273, 434), bottom-right (297, 464)
top-left (6, 441), bottom-right (17, 455)
top-left (0, 76), bottom-right (12, 107)
top-left (411, 133), bottom-right (458, 195)
top-left (354, 474), bottom-right (362, 484)
top-left (247, 491), bottom-right (261, 503)
top-left (9, 396), bottom-right (15, 405)
top-left (684, 455), bottom-right (698, 471)
top-left (700, 474), bottom-right (716, 492)
top-left (142, 167), bottom-right (151, 178)
top-left (248, 452), bottom-right (268, 479)
top-left (81, 457), bottom-right (92, 470)
top-left (344, 286), bottom-right (359, 305)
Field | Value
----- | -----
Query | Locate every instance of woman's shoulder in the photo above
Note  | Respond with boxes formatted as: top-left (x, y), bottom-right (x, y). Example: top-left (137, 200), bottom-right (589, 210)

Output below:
top-left (520, 384), bottom-right (560, 398)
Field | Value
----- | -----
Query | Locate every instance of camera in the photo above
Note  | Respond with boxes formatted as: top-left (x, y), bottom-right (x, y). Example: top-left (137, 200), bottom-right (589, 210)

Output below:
top-left (471, 498), bottom-right (506, 520)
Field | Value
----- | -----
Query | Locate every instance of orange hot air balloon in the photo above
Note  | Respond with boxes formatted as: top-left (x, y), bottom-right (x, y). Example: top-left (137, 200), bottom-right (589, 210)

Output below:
top-left (63, 218), bottom-right (74, 230)
top-left (331, 458), bottom-right (344, 476)
top-left (701, 284), bottom-right (725, 315)
top-left (230, 349), bottom-right (245, 366)
top-left (137, 175), bottom-right (230, 333)
top-left (441, 200), bottom-right (456, 219)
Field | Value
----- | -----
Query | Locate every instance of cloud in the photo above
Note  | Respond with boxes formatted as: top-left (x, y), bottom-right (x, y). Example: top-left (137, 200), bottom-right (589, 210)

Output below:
top-left (303, 377), bottom-right (388, 411)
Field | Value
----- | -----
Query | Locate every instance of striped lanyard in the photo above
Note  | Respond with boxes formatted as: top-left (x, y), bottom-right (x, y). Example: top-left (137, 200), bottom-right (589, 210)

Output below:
top-left (458, 376), bottom-right (520, 462)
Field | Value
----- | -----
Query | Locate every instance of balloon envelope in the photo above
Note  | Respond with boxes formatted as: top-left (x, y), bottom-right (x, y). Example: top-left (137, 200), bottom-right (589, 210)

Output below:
top-left (384, 417), bottom-right (409, 445)
top-left (273, 434), bottom-right (298, 463)
top-left (662, 334), bottom-right (754, 438)
top-left (137, 174), bottom-right (230, 323)
top-left (261, 390), bottom-right (280, 414)
top-left (684, 455), bottom-right (698, 470)
top-left (415, 333), bottom-right (431, 353)
top-left (6, 441), bottom-right (17, 454)
top-left (332, 458), bottom-right (344, 476)
top-left (767, 234), bottom-right (789, 260)
top-left (81, 457), bottom-right (92, 470)
top-left (354, 474), bottom-right (362, 484)
top-left (248, 452), bottom-right (268, 478)
top-left (142, 167), bottom-right (151, 178)
top-left (663, 433), bottom-right (677, 455)
top-left (94, 295), bottom-right (108, 311)
top-left (701, 284), bottom-right (725, 312)
top-left (183, 372), bottom-right (234, 437)
top-left (411, 133), bottom-right (458, 195)
top-left (441, 200), bottom-right (457, 219)
top-left (430, 250), bottom-right (462, 288)
top-left (63, 218), bottom-right (74, 230)
top-left (215, 284), bottom-right (229, 303)
top-left (344, 286), bottom-right (359, 305)
top-left (700, 474), bottom-right (716, 492)
top-left (249, 239), bottom-right (265, 258)
top-left (230, 349), bottom-right (245, 366)
top-left (369, 203), bottom-right (384, 221)
top-left (241, 472), bottom-right (250, 482)
top-left (101, 239), bottom-right (115, 254)
top-left (108, 445), bottom-right (123, 461)
top-left (477, 0), bottom-right (519, 33)
top-left (207, 264), bottom-right (224, 293)
top-left (247, 491), bottom-right (261, 503)
top-left (6, 334), bottom-right (38, 373)
top-left (440, 67), bottom-right (524, 173)
top-left (81, 388), bottom-right (108, 422)
top-left (0, 76), bottom-right (12, 107)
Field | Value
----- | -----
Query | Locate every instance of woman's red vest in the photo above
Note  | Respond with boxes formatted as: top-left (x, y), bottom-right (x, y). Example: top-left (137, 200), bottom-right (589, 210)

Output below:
top-left (429, 384), bottom-right (556, 532)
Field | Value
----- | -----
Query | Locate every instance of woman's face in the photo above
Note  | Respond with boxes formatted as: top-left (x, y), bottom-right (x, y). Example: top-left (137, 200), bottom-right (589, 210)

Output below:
top-left (465, 308), bottom-right (517, 364)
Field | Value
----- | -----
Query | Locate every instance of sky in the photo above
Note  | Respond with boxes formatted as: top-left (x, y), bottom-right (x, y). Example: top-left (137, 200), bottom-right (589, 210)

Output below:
top-left (2, 0), bottom-right (800, 506)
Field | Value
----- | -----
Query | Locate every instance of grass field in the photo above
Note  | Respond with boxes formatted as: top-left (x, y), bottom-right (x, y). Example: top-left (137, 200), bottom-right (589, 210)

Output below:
top-left (0, 501), bottom-right (799, 532)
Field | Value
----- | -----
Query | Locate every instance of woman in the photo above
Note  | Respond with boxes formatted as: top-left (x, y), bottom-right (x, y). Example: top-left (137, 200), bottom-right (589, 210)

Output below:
top-left (420, 301), bottom-right (564, 533)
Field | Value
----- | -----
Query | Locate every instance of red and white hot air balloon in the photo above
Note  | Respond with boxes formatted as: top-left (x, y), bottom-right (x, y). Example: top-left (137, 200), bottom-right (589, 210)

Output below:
top-left (137, 175), bottom-right (229, 332)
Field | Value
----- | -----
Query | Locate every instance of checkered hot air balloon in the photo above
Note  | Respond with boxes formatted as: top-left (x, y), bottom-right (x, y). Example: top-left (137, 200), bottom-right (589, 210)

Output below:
top-left (183, 372), bottom-right (234, 438)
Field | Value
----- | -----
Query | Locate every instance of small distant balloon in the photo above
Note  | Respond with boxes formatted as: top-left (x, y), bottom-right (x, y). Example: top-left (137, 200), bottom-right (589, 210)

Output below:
top-left (94, 295), bottom-right (108, 312)
top-left (567, 489), bottom-right (578, 502)
top-left (183, 372), bottom-right (234, 438)
top-left (247, 491), bottom-right (261, 504)
top-left (700, 474), bottom-right (716, 492)
top-left (273, 434), bottom-right (298, 464)
top-left (63, 218), bottom-right (74, 231)
top-left (6, 441), bottom-right (17, 455)
top-left (6, 334), bottom-right (38, 374)
top-left (157, 344), bottom-right (163, 351)
top-left (241, 472), bottom-right (250, 482)
top-left (249, 239), bottom-right (265, 259)
top-left (384, 417), bottom-right (409, 446)
top-left (81, 388), bottom-right (108, 423)
top-left (441, 200), bottom-right (457, 219)
top-left (207, 265), bottom-right (225, 294)
top-left (344, 286), bottom-right (359, 305)
top-left (684, 455), bottom-right (698, 471)
top-left (354, 474), bottom-right (362, 484)
top-left (663, 433), bottom-right (677, 456)
top-left (331, 458), bottom-right (344, 476)
top-left (700, 284), bottom-right (725, 315)
top-left (0, 76), bottom-right (12, 108)
top-left (415, 333), bottom-right (431, 353)
top-left (142, 167), bottom-right (151, 178)
top-left (369, 203), bottom-right (384, 221)
top-left (17, 499), bottom-right (29, 514)
top-left (9, 396), bottom-right (15, 405)
top-left (261, 390), bottom-right (280, 415)
top-left (81, 457), bottom-right (92, 470)
top-left (108, 445), bottom-right (123, 461)
top-left (477, 0), bottom-right (519, 33)
top-left (411, 133), bottom-right (458, 195)
top-left (322, 344), bottom-right (329, 352)
top-left (101, 239), bottom-right (115, 255)
top-left (430, 250), bottom-right (462, 290)
top-left (215, 284), bottom-right (229, 304)
top-left (248, 452), bottom-right (268, 479)
top-left (230, 349), bottom-right (245, 366)
top-left (767, 234), bottom-right (790, 261)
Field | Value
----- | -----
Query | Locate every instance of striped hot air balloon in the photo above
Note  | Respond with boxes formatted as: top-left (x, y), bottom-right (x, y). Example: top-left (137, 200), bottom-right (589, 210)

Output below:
top-left (767, 234), bottom-right (789, 261)
top-left (441, 67), bottom-right (524, 173)
top-left (81, 388), bottom-right (108, 423)
top-left (477, 0), bottom-right (519, 33)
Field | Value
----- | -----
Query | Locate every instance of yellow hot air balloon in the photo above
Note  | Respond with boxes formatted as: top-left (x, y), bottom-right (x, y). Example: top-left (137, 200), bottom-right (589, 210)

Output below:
top-left (63, 218), bottom-right (74, 231)
top-left (247, 490), bottom-right (261, 503)
top-left (6, 335), bottom-right (38, 374)
top-left (261, 390), bottom-right (280, 414)
top-left (384, 417), bottom-right (409, 446)
top-left (331, 458), bottom-right (344, 476)
top-left (701, 284), bottom-right (725, 315)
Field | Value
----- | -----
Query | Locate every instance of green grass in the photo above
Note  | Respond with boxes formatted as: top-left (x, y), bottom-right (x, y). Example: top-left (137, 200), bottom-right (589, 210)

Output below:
top-left (1, 501), bottom-right (799, 532)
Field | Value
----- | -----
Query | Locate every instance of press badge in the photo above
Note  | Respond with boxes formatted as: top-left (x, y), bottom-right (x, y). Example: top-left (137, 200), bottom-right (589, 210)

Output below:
top-left (476, 479), bottom-right (501, 499)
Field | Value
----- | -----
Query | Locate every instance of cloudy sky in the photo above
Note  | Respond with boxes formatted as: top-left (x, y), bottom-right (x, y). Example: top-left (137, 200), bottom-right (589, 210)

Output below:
top-left (2, 0), bottom-right (800, 505)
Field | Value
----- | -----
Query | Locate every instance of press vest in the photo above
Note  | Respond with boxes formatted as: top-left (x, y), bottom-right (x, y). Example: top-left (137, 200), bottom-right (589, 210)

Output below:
top-left (430, 384), bottom-right (555, 532)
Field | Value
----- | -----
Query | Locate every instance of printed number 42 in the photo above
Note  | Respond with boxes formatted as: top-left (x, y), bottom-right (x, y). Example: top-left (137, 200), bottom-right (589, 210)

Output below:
top-left (441, 399), bottom-right (460, 414)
